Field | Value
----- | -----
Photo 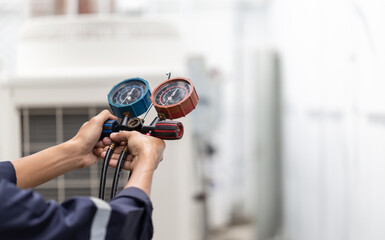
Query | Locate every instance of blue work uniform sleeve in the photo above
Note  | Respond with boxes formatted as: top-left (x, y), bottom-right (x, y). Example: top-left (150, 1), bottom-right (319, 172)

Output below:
top-left (0, 161), bottom-right (17, 184)
top-left (0, 177), bottom-right (153, 240)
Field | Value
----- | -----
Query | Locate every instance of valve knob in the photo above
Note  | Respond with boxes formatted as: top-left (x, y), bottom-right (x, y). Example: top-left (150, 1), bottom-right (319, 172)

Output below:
top-left (153, 121), bottom-right (184, 140)
top-left (100, 119), bottom-right (118, 140)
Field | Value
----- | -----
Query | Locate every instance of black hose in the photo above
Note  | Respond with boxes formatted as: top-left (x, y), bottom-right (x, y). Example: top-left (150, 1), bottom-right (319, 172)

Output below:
top-left (99, 143), bottom-right (116, 200)
top-left (111, 147), bottom-right (128, 199)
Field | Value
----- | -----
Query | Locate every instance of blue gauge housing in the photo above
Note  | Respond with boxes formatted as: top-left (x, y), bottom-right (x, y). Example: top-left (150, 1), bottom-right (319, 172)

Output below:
top-left (107, 77), bottom-right (152, 118)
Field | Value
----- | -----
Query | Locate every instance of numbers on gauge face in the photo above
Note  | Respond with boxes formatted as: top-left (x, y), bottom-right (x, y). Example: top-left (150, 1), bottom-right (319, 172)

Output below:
top-left (154, 81), bottom-right (191, 106)
top-left (110, 81), bottom-right (146, 106)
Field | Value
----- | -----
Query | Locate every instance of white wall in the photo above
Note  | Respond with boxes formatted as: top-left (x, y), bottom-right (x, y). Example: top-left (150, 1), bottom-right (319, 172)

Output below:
top-left (271, 0), bottom-right (385, 239)
top-left (0, 85), bottom-right (21, 161)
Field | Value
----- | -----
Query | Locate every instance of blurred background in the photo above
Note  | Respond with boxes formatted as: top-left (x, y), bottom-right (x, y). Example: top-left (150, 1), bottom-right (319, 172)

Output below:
top-left (0, 0), bottom-right (384, 239)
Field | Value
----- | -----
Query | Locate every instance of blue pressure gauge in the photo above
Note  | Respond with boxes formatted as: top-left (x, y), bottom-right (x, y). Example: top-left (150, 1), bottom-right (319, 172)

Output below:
top-left (107, 77), bottom-right (152, 118)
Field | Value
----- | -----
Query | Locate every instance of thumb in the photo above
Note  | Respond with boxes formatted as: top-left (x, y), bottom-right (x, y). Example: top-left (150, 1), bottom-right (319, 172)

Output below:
top-left (110, 131), bottom-right (136, 143)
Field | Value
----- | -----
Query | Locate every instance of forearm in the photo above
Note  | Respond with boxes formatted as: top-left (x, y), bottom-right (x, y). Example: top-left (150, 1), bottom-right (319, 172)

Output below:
top-left (124, 153), bottom-right (158, 196)
top-left (125, 168), bottom-right (154, 197)
top-left (12, 141), bottom-right (82, 189)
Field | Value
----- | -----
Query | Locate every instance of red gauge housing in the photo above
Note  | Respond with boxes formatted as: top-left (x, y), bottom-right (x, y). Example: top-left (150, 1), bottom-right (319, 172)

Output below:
top-left (151, 77), bottom-right (199, 120)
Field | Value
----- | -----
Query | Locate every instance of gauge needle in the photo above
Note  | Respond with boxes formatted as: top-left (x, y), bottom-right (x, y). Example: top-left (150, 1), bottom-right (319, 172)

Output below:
top-left (124, 88), bottom-right (135, 104)
top-left (164, 88), bottom-right (179, 105)
top-left (172, 88), bottom-right (178, 97)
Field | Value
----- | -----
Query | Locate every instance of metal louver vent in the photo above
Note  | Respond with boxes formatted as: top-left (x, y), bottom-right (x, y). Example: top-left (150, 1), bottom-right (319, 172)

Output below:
top-left (63, 109), bottom-right (89, 141)
top-left (29, 109), bottom-right (57, 154)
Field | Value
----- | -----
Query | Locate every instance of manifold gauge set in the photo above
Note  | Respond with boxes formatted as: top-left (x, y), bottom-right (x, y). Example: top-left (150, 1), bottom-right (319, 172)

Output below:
top-left (99, 73), bottom-right (199, 200)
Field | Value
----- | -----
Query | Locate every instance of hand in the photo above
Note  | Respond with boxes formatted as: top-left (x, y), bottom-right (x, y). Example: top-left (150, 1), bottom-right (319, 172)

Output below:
top-left (70, 110), bottom-right (118, 168)
top-left (108, 131), bottom-right (166, 173)
top-left (106, 131), bottom-right (165, 196)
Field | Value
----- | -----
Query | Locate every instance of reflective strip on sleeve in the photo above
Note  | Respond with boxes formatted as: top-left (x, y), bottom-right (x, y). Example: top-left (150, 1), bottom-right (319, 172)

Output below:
top-left (89, 197), bottom-right (112, 240)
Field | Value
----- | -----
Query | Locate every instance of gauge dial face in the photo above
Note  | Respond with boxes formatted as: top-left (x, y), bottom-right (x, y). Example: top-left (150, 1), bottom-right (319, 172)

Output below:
top-left (109, 80), bottom-right (147, 106)
top-left (154, 80), bottom-right (191, 106)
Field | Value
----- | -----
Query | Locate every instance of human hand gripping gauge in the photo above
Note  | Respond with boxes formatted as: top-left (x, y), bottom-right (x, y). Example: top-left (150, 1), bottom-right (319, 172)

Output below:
top-left (98, 74), bottom-right (199, 200)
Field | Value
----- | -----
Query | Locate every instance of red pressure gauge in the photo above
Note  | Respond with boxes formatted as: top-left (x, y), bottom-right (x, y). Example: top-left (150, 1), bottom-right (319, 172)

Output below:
top-left (151, 77), bottom-right (199, 120)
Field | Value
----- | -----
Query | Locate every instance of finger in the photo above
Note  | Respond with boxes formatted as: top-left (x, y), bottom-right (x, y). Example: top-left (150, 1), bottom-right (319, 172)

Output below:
top-left (112, 145), bottom-right (124, 153)
top-left (125, 155), bottom-right (134, 162)
top-left (102, 137), bottom-right (112, 146)
top-left (109, 152), bottom-right (127, 161)
top-left (93, 146), bottom-right (116, 157)
top-left (95, 140), bottom-right (107, 148)
top-left (93, 109), bottom-right (118, 125)
top-left (101, 153), bottom-right (133, 164)
top-left (108, 159), bottom-right (132, 170)
top-left (93, 147), bottom-right (105, 158)
top-left (122, 159), bottom-right (132, 170)
top-left (108, 159), bottom-right (118, 168)
top-left (94, 147), bottom-right (126, 160)
top-left (110, 131), bottom-right (141, 143)
top-left (94, 144), bottom-right (124, 154)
